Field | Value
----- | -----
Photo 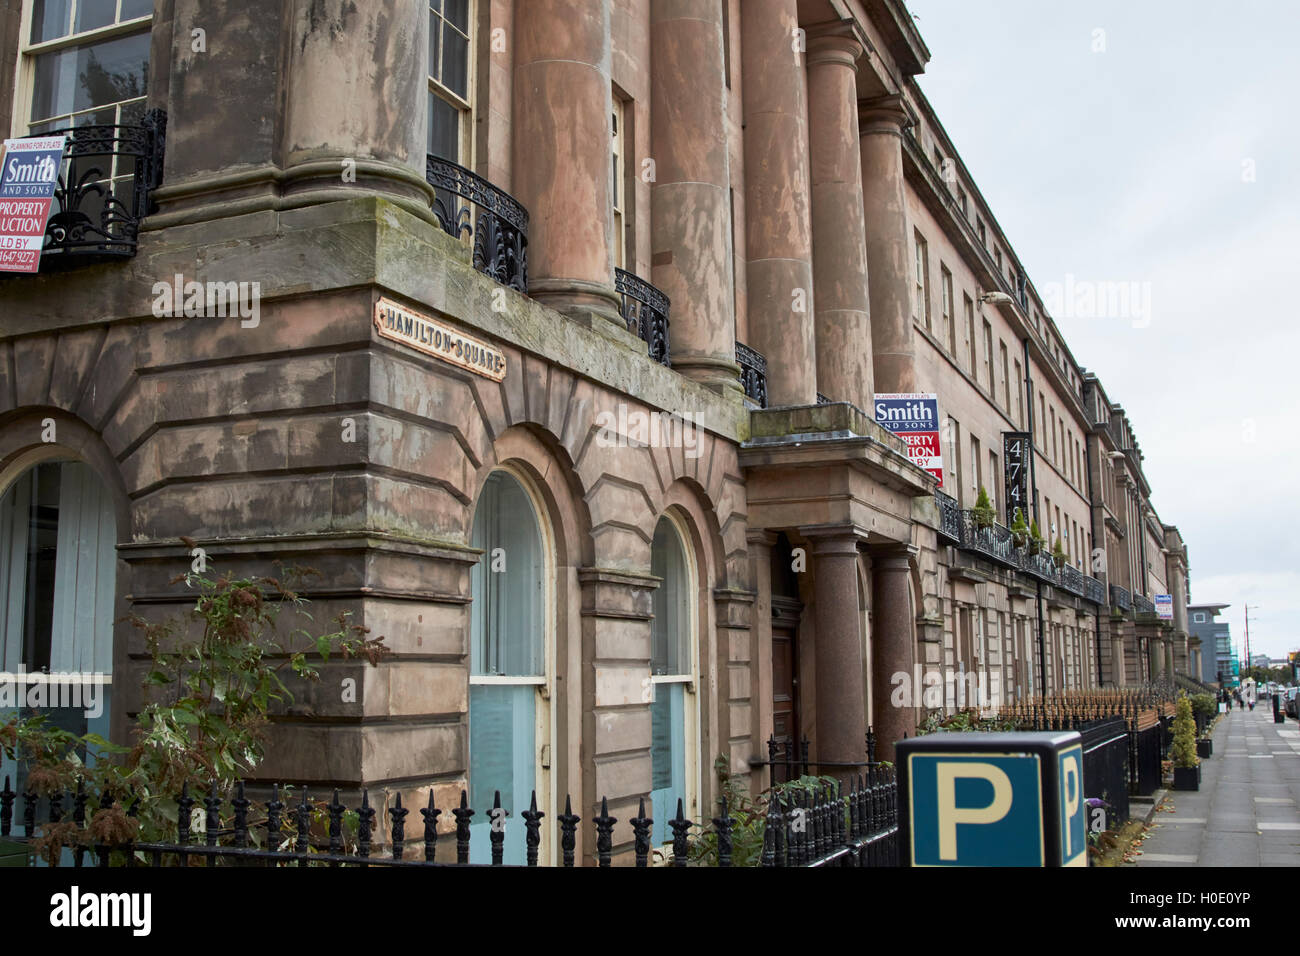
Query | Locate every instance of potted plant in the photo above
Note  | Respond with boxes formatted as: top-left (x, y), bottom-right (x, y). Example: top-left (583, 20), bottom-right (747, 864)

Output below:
top-left (971, 486), bottom-right (996, 532)
top-left (1028, 520), bottom-right (1046, 555)
top-left (1192, 693), bottom-right (1217, 757)
top-left (1051, 536), bottom-right (1068, 569)
top-left (1171, 695), bottom-right (1200, 790)
top-left (1009, 508), bottom-right (1029, 548)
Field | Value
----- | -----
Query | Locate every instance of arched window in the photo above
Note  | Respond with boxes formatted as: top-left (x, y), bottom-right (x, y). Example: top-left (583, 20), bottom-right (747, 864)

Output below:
top-left (0, 460), bottom-right (116, 787)
top-left (649, 515), bottom-right (696, 847)
top-left (468, 470), bottom-right (548, 864)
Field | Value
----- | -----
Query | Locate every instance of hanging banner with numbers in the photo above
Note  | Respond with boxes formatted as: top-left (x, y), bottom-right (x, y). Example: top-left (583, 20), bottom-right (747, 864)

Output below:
top-left (0, 135), bottom-right (66, 273)
top-left (1003, 432), bottom-right (1032, 526)
top-left (875, 393), bottom-right (943, 487)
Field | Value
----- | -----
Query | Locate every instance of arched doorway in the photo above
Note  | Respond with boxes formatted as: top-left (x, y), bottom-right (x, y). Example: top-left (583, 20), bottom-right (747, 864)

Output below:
top-left (648, 513), bottom-right (698, 846)
top-left (0, 459), bottom-right (116, 788)
top-left (467, 468), bottom-right (553, 864)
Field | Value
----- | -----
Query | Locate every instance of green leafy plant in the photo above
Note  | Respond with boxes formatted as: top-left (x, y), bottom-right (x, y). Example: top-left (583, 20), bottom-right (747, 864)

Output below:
top-left (971, 486), bottom-right (996, 531)
top-left (1028, 519), bottom-right (1046, 554)
top-left (1190, 693), bottom-right (1218, 731)
top-left (1170, 694), bottom-right (1198, 769)
top-left (915, 708), bottom-right (1022, 735)
top-left (1, 549), bottom-right (389, 863)
top-left (1009, 508), bottom-right (1029, 547)
top-left (1051, 536), bottom-right (1068, 568)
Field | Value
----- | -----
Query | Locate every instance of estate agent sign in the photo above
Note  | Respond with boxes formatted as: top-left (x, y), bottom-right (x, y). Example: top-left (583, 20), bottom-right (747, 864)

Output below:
top-left (0, 135), bottom-right (66, 273)
top-left (875, 392), bottom-right (943, 487)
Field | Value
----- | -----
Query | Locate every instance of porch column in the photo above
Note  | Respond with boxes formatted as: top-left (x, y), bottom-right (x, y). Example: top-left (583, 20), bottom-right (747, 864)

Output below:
top-left (871, 549), bottom-right (916, 761)
top-left (650, 0), bottom-right (738, 393)
top-left (807, 26), bottom-right (873, 410)
top-left (808, 531), bottom-right (866, 768)
top-left (742, 0), bottom-right (817, 406)
top-left (513, 0), bottom-right (622, 327)
top-left (1111, 624), bottom-right (1127, 687)
top-left (858, 94), bottom-right (916, 394)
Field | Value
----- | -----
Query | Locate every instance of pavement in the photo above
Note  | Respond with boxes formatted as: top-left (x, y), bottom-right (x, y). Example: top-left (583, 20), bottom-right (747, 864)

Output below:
top-left (1132, 705), bottom-right (1300, 866)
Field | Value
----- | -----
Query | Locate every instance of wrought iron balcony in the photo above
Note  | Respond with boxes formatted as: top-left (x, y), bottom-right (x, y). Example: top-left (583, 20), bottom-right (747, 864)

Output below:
top-left (614, 267), bottom-right (670, 366)
top-left (1110, 584), bottom-right (1132, 612)
top-left (1017, 547), bottom-right (1059, 584)
top-left (425, 154), bottom-right (528, 293)
top-left (1083, 574), bottom-right (1107, 606)
top-left (1060, 563), bottom-right (1085, 598)
top-left (935, 490), bottom-right (963, 544)
top-left (736, 342), bottom-right (768, 409)
top-left (19, 110), bottom-right (166, 266)
top-left (960, 513), bottom-right (1017, 567)
top-left (1133, 593), bottom-right (1156, 615)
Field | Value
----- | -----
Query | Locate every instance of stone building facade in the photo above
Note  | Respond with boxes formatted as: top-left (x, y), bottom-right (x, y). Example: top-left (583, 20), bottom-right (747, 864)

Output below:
top-left (0, 0), bottom-right (1190, 863)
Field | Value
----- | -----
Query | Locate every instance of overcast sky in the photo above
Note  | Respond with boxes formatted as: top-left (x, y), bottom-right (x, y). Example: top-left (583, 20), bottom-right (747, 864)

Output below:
top-left (904, 0), bottom-right (1300, 661)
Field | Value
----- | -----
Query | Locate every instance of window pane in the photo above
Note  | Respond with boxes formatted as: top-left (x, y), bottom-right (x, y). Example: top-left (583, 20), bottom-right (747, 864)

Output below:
top-left (75, 0), bottom-right (117, 33)
top-left (470, 472), bottom-right (543, 677)
top-left (428, 8), bottom-right (440, 80)
top-left (428, 92), bottom-right (459, 160)
top-left (445, 0), bottom-right (470, 32)
top-left (30, 0), bottom-right (72, 43)
top-left (468, 683), bottom-right (535, 864)
top-left (651, 518), bottom-right (689, 676)
top-left (120, 0), bottom-right (154, 19)
top-left (442, 23), bottom-right (468, 98)
top-left (30, 31), bottom-right (150, 125)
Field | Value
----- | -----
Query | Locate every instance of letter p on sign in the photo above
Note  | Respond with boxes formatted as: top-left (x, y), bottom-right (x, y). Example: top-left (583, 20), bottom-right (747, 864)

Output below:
top-left (936, 763), bottom-right (1012, 860)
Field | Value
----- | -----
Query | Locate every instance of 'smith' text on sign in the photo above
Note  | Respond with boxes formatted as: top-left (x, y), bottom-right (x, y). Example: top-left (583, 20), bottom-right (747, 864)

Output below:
top-left (874, 392), bottom-right (944, 487)
top-left (0, 135), bottom-right (67, 273)
top-left (374, 297), bottom-right (507, 382)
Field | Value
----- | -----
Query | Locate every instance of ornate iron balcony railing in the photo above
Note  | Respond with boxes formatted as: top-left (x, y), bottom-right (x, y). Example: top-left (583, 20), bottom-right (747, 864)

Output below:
top-left (1110, 584), bottom-right (1132, 612)
top-left (935, 491), bottom-right (963, 544)
top-left (1060, 563), bottom-right (1085, 598)
top-left (960, 513), bottom-right (1017, 567)
top-left (1132, 593), bottom-right (1155, 615)
top-left (736, 341), bottom-right (767, 408)
top-left (1018, 547), bottom-right (1059, 584)
top-left (425, 155), bottom-right (528, 293)
top-left (1083, 574), bottom-right (1107, 606)
top-left (614, 267), bottom-right (670, 366)
top-left (21, 110), bottom-right (166, 265)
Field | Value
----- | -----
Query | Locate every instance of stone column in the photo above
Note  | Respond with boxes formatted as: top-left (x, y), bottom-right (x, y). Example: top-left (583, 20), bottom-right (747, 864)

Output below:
top-left (513, 0), bottom-right (622, 327)
top-left (742, 0), bottom-right (817, 406)
top-left (282, 0), bottom-right (430, 205)
top-left (871, 549), bottom-right (916, 761)
top-left (807, 27), bottom-right (873, 410)
top-left (651, 1), bottom-right (738, 393)
top-left (858, 94), bottom-right (916, 394)
top-left (808, 531), bottom-right (866, 768)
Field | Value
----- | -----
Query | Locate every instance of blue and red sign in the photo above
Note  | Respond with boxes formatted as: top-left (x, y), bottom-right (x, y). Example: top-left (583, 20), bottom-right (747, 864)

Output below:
top-left (0, 136), bottom-right (66, 273)
top-left (875, 392), bottom-right (944, 487)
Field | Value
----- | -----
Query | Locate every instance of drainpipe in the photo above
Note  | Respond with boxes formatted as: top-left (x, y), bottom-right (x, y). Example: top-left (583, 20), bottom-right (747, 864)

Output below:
top-left (1084, 421), bottom-right (1103, 687)
top-left (1022, 338), bottom-right (1046, 699)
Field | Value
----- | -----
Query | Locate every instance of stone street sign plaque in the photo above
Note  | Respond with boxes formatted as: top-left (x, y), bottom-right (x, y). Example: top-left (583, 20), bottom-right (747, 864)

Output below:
top-left (374, 296), bottom-right (506, 382)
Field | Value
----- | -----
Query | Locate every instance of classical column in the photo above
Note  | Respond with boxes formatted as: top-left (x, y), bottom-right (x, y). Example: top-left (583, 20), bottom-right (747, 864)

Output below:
top-left (651, 1), bottom-right (738, 393)
top-left (807, 27), bottom-right (873, 410)
top-left (281, 0), bottom-right (429, 205)
top-left (808, 531), bottom-right (866, 768)
top-left (742, 0), bottom-right (817, 406)
top-left (513, 0), bottom-right (622, 327)
top-left (871, 549), bottom-right (916, 761)
top-left (858, 94), bottom-right (916, 394)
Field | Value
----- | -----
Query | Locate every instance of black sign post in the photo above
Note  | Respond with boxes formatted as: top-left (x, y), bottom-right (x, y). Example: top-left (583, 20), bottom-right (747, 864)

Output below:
top-left (1003, 432), bottom-right (1031, 526)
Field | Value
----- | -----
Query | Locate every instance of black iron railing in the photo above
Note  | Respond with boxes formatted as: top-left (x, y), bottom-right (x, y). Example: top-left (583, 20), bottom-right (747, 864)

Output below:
top-left (935, 490), bottom-right (963, 544)
top-left (1110, 584), bottom-right (1132, 612)
top-left (0, 771), bottom-right (896, 869)
top-left (1132, 593), bottom-right (1155, 615)
top-left (614, 267), bottom-right (670, 366)
top-left (17, 110), bottom-right (166, 265)
top-left (1079, 717), bottom-right (1131, 828)
top-left (425, 155), bottom-right (528, 292)
top-left (960, 513), bottom-right (1017, 567)
top-left (1083, 574), bottom-right (1107, 605)
top-left (1018, 547), bottom-right (1059, 584)
top-left (1060, 563), bottom-right (1085, 598)
top-left (736, 341), bottom-right (768, 408)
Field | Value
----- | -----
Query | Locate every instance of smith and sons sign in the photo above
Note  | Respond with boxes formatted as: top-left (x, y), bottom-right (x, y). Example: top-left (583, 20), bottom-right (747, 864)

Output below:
top-left (374, 297), bottom-right (507, 382)
top-left (0, 135), bottom-right (67, 273)
top-left (875, 393), bottom-right (943, 487)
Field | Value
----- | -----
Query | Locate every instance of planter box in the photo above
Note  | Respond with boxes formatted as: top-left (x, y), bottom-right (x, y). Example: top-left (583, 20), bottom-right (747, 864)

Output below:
top-left (1197, 739), bottom-right (1213, 759)
top-left (1173, 765), bottom-right (1201, 791)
